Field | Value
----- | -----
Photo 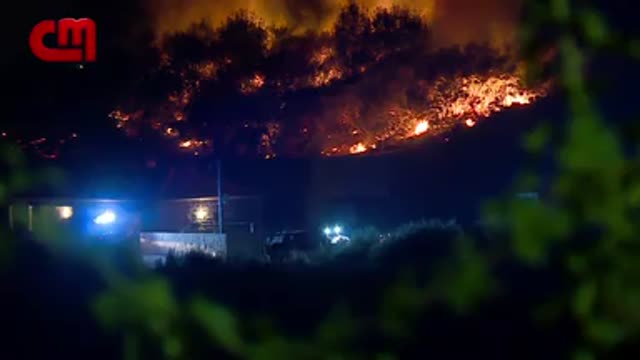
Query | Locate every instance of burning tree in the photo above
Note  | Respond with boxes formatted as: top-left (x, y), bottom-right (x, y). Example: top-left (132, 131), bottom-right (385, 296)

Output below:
top-left (111, 3), bottom-right (549, 159)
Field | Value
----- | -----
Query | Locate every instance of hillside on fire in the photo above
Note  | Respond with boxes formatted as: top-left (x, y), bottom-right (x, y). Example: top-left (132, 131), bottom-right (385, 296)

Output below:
top-left (110, 3), bottom-right (550, 159)
top-left (5, 1), bottom-right (555, 162)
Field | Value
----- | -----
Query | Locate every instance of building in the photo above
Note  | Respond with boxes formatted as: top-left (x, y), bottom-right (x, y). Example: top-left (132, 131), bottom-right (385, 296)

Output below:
top-left (140, 195), bottom-right (264, 263)
top-left (7, 195), bottom-right (264, 263)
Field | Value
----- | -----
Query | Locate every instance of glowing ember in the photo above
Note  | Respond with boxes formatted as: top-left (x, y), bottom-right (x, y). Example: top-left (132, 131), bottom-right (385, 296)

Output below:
top-left (259, 122), bottom-right (280, 159)
top-left (240, 73), bottom-right (266, 94)
top-left (502, 93), bottom-right (532, 106)
top-left (320, 73), bottom-right (547, 156)
top-left (414, 121), bottom-right (429, 136)
top-left (311, 47), bottom-right (334, 65)
top-left (349, 142), bottom-right (367, 154)
top-left (165, 127), bottom-right (179, 137)
top-left (310, 67), bottom-right (343, 88)
top-left (432, 75), bottom-right (544, 120)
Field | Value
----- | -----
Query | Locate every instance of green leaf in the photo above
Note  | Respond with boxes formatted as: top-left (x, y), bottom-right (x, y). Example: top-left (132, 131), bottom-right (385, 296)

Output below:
top-left (481, 200), bottom-right (507, 229)
top-left (586, 318), bottom-right (625, 347)
top-left (580, 9), bottom-right (610, 46)
top-left (627, 181), bottom-right (640, 206)
top-left (573, 348), bottom-right (595, 360)
top-left (249, 336), bottom-right (307, 360)
top-left (560, 115), bottom-right (623, 175)
top-left (381, 273), bottom-right (426, 337)
top-left (524, 124), bottom-right (550, 154)
top-left (574, 282), bottom-right (597, 318)
top-left (315, 304), bottom-right (356, 350)
top-left (551, 0), bottom-right (570, 22)
top-left (93, 277), bottom-right (177, 334)
top-left (515, 172), bottom-right (540, 193)
top-left (163, 335), bottom-right (182, 359)
top-left (430, 240), bottom-right (495, 313)
top-left (559, 37), bottom-right (589, 113)
top-left (567, 255), bottom-right (589, 275)
top-left (190, 297), bottom-right (244, 354)
top-left (511, 202), bottom-right (570, 264)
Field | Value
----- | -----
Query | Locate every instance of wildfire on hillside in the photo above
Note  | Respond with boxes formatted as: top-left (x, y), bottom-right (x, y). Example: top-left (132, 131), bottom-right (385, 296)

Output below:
top-left (316, 71), bottom-right (545, 156)
top-left (111, 3), bottom-right (549, 159)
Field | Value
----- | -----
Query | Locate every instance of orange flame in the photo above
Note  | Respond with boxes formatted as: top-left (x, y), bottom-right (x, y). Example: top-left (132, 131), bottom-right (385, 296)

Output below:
top-left (240, 73), bottom-right (266, 94)
top-left (319, 74), bottom-right (548, 156)
top-left (349, 142), bottom-right (367, 154)
top-left (414, 121), bottom-right (429, 136)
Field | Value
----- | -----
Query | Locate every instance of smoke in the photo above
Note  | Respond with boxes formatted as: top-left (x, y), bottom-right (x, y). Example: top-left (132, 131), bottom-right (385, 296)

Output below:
top-left (429, 0), bottom-right (522, 49)
top-left (146, 0), bottom-right (521, 49)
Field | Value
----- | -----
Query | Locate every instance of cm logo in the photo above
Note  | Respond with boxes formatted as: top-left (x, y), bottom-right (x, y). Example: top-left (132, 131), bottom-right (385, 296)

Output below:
top-left (29, 18), bottom-right (96, 62)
